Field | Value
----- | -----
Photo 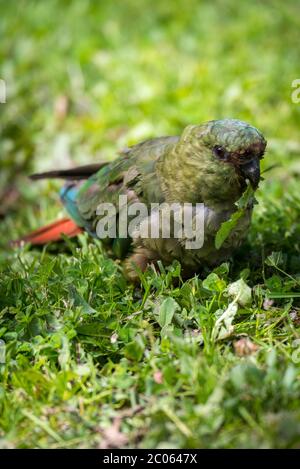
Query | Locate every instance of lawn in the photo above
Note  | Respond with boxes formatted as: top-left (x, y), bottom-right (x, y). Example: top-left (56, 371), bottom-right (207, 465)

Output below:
top-left (1, 0), bottom-right (300, 448)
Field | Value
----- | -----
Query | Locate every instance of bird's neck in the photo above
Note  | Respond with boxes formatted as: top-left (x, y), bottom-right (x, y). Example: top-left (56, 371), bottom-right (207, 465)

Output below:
top-left (157, 143), bottom-right (242, 211)
top-left (157, 145), bottom-right (200, 203)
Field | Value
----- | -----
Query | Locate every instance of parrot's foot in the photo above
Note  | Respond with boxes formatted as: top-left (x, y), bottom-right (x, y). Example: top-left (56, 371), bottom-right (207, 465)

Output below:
top-left (123, 247), bottom-right (158, 283)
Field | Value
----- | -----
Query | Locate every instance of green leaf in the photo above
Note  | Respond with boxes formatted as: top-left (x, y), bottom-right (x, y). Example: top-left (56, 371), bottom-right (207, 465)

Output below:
top-left (236, 184), bottom-right (255, 209)
top-left (265, 275), bottom-right (282, 290)
top-left (68, 285), bottom-right (96, 314)
top-left (202, 273), bottom-right (226, 292)
top-left (76, 323), bottom-right (109, 337)
top-left (215, 184), bottom-right (255, 250)
top-left (265, 251), bottom-right (284, 268)
top-left (158, 297), bottom-right (180, 328)
top-left (123, 336), bottom-right (145, 361)
top-left (267, 292), bottom-right (300, 298)
top-left (215, 210), bottom-right (243, 250)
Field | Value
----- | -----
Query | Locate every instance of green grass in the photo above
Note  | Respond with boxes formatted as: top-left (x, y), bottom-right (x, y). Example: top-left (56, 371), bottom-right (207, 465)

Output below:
top-left (1, 0), bottom-right (300, 448)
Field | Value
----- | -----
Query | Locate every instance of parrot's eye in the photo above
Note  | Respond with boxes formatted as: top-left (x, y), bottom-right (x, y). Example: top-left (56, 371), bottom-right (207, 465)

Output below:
top-left (213, 146), bottom-right (227, 160)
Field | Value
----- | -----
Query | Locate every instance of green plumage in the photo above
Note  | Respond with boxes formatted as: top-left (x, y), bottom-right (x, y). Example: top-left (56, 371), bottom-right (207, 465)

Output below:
top-left (26, 119), bottom-right (266, 281)
top-left (66, 119), bottom-right (266, 281)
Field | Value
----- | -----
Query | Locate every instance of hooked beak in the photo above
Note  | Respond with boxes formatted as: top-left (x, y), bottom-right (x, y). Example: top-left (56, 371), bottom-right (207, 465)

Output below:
top-left (240, 158), bottom-right (261, 189)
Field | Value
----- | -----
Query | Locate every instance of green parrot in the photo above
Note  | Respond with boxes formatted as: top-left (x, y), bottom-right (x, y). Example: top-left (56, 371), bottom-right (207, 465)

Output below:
top-left (20, 119), bottom-right (267, 282)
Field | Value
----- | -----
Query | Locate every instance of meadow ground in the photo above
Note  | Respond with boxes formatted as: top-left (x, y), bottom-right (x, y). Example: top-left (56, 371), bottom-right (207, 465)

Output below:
top-left (0, 0), bottom-right (300, 448)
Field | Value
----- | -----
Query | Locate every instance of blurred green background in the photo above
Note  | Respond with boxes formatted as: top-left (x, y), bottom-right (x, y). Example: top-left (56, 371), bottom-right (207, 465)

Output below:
top-left (1, 0), bottom-right (300, 449)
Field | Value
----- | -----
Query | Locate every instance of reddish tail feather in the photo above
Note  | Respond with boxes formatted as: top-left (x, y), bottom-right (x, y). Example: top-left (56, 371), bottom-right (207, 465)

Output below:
top-left (12, 218), bottom-right (82, 246)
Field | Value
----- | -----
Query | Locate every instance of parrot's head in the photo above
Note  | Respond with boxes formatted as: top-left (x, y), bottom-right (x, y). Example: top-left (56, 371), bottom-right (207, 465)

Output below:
top-left (177, 119), bottom-right (267, 206)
